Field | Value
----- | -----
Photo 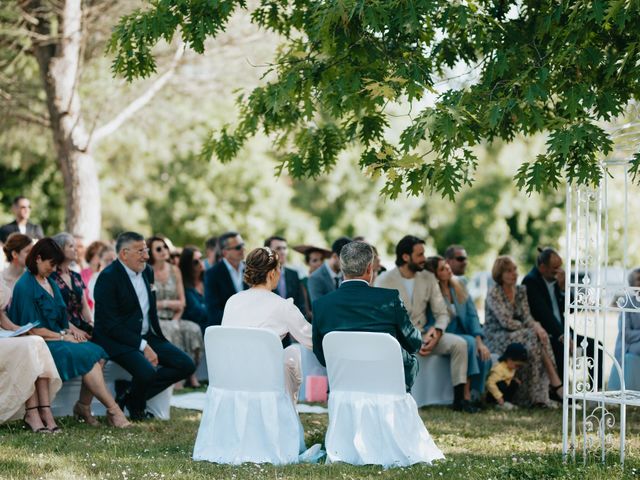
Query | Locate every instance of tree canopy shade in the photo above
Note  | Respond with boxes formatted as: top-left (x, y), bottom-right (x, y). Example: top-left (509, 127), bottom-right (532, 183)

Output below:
top-left (110, 0), bottom-right (640, 199)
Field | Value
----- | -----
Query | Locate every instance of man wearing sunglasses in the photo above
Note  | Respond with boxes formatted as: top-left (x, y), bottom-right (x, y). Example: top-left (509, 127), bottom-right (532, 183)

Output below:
top-left (204, 231), bottom-right (248, 327)
top-left (0, 196), bottom-right (44, 244)
top-left (444, 245), bottom-right (469, 287)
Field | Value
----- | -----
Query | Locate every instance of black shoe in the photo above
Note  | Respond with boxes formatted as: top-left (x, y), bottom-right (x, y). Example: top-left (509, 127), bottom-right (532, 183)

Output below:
top-left (549, 384), bottom-right (563, 403)
top-left (129, 410), bottom-right (155, 422)
top-left (114, 380), bottom-right (131, 411)
top-left (452, 399), bottom-right (480, 413)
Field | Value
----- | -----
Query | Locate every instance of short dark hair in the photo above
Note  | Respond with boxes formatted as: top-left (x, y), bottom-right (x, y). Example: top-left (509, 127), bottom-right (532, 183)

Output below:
top-left (205, 236), bottom-right (218, 250)
top-left (179, 245), bottom-right (202, 289)
top-left (3, 233), bottom-right (32, 262)
top-left (304, 248), bottom-right (327, 264)
top-left (218, 231), bottom-right (240, 250)
top-left (536, 247), bottom-right (559, 267)
top-left (499, 342), bottom-right (528, 363)
top-left (395, 235), bottom-right (425, 267)
top-left (444, 244), bottom-right (465, 260)
top-left (146, 235), bottom-right (169, 266)
top-left (244, 247), bottom-right (279, 286)
top-left (331, 236), bottom-right (352, 256)
top-left (115, 231), bottom-right (145, 253)
top-left (12, 195), bottom-right (28, 206)
top-left (25, 238), bottom-right (65, 274)
top-left (264, 235), bottom-right (286, 248)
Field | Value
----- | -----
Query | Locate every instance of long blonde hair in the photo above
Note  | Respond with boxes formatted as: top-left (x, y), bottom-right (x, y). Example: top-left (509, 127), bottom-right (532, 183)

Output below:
top-left (425, 256), bottom-right (467, 303)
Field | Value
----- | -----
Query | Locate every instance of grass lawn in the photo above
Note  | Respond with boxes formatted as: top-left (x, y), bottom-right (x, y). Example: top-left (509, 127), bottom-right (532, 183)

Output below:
top-left (1, 402), bottom-right (639, 479)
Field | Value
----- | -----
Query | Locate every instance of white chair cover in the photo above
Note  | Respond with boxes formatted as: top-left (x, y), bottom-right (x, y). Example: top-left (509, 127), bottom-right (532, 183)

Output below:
top-left (323, 331), bottom-right (445, 467)
top-left (410, 355), bottom-right (454, 407)
top-left (192, 326), bottom-right (303, 465)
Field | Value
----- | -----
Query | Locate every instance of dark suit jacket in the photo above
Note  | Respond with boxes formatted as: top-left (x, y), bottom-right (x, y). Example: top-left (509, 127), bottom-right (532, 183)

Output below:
top-left (274, 267), bottom-right (309, 319)
top-left (522, 267), bottom-right (564, 339)
top-left (312, 280), bottom-right (422, 388)
top-left (0, 221), bottom-right (44, 243)
top-left (93, 260), bottom-right (166, 357)
top-left (204, 260), bottom-right (247, 327)
top-left (308, 262), bottom-right (338, 303)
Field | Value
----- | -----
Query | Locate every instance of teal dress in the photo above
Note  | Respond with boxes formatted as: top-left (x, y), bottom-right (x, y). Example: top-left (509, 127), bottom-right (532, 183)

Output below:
top-left (427, 286), bottom-right (491, 393)
top-left (8, 271), bottom-right (107, 382)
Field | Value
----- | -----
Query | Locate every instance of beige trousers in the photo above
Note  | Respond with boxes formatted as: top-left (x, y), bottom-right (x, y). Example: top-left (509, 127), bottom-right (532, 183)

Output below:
top-left (429, 332), bottom-right (468, 386)
top-left (283, 345), bottom-right (302, 404)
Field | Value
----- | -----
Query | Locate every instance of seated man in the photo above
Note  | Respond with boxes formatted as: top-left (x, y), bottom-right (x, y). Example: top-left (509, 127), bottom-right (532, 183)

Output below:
top-left (522, 247), bottom-right (603, 390)
top-left (93, 232), bottom-right (195, 420)
top-left (312, 241), bottom-right (422, 390)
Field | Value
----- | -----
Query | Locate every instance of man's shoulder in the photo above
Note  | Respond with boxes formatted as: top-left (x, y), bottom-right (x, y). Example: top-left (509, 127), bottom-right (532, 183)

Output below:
top-left (308, 264), bottom-right (328, 283)
top-left (415, 270), bottom-right (437, 283)
top-left (205, 260), bottom-right (226, 278)
top-left (375, 267), bottom-right (399, 287)
top-left (284, 266), bottom-right (300, 280)
top-left (96, 261), bottom-right (121, 284)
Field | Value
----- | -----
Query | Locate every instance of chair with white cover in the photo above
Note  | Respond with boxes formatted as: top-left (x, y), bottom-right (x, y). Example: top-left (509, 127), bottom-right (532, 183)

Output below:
top-left (192, 326), bottom-right (303, 465)
top-left (322, 331), bottom-right (445, 467)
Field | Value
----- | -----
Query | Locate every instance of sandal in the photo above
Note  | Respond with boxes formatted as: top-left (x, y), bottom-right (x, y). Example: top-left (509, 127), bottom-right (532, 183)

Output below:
top-left (549, 383), bottom-right (563, 403)
top-left (23, 406), bottom-right (50, 433)
top-left (38, 406), bottom-right (62, 433)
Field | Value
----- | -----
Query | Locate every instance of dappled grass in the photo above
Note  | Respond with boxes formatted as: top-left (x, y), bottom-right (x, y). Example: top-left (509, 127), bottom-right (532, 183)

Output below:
top-left (1, 405), bottom-right (640, 479)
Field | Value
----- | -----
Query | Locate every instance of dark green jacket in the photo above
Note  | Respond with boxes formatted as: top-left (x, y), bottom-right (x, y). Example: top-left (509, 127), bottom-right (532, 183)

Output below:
top-left (312, 280), bottom-right (422, 389)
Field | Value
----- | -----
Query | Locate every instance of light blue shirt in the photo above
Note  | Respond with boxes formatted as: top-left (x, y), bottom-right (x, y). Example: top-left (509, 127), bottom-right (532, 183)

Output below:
top-left (119, 260), bottom-right (150, 351)
top-left (223, 258), bottom-right (245, 293)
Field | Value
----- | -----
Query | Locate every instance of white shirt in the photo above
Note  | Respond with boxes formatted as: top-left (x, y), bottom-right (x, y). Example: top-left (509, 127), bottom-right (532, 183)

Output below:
top-left (400, 277), bottom-right (415, 304)
top-left (17, 224), bottom-right (26, 234)
top-left (223, 258), bottom-right (245, 293)
top-left (222, 289), bottom-right (312, 349)
top-left (119, 260), bottom-right (151, 351)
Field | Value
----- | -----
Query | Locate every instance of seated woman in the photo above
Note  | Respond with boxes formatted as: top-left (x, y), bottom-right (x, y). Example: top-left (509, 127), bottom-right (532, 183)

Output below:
top-left (425, 255), bottom-right (492, 398)
top-left (87, 244), bottom-right (116, 309)
top-left (178, 246), bottom-right (208, 334)
top-left (50, 233), bottom-right (94, 336)
top-left (0, 276), bottom-right (62, 433)
top-left (484, 256), bottom-right (562, 407)
top-left (80, 240), bottom-right (107, 310)
top-left (8, 238), bottom-right (131, 428)
top-left (147, 236), bottom-right (203, 389)
top-left (611, 267), bottom-right (640, 390)
top-left (222, 247), bottom-right (313, 403)
top-left (2, 232), bottom-right (33, 295)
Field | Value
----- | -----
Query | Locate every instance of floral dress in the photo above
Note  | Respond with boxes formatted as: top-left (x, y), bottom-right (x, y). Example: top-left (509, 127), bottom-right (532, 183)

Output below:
top-left (156, 267), bottom-right (203, 361)
top-left (484, 285), bottom-right (556, 406)
top-left (50, 269), bottom-right (93, 334)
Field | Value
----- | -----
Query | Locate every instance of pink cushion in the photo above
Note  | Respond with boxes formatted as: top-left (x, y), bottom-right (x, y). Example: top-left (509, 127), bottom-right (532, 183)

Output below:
top-left (305, 375), bottom-right (328, 402)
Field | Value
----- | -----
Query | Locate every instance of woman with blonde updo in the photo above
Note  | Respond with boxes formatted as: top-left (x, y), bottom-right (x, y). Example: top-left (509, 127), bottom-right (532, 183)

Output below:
top-left (222, 247), bottom-right (312, 403)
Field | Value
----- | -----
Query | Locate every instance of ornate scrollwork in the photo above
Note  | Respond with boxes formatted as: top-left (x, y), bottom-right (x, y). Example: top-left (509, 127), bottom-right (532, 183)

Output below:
top-left (574, 355), bottom-right (595, 394)
top-left (582, 405), bottom-right (616, 456)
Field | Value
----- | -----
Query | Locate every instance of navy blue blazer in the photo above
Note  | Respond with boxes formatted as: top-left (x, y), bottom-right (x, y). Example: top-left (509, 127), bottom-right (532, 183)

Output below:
top-left (93, 260), bottom-right (166, 358)
top-left (204, 260), bottom-right (247, 327)
top-left (522, 267), bottom-right (564, 339)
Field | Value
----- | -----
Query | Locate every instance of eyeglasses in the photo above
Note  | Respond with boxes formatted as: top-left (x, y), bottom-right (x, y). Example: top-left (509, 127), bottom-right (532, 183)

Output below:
top-left (273, 246), bottom-right (288, 251)
top-left (155, 245), bottom-right (169, 253)
top-left (454, 256), bottom-right (467, 262)
top-left (192, 258), bottom-right (203, 266)
top-left (225, 243), bottom-right (245, 251)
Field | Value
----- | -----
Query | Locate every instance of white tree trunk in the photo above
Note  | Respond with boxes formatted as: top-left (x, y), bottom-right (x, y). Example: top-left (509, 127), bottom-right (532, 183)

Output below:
top-left (31, 0), bottom-right (101, 241)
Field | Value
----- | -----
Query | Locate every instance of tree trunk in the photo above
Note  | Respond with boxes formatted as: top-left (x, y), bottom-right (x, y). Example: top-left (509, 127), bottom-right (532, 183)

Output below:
top-left (30, 0), bottom-right (101, 241)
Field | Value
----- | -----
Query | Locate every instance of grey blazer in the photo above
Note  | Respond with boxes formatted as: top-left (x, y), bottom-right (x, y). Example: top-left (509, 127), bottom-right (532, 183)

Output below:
top-left (308, 262), bottom-right (339, 303)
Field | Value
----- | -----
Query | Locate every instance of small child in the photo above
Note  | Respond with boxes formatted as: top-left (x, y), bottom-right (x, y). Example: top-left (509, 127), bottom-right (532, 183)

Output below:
top-left (485, 342), bottom-right (528, 410)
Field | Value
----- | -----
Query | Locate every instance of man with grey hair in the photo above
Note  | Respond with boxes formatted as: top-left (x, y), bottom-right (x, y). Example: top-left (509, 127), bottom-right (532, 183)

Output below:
top-left (312, 241), bottom-right (423, 390)
top-left (93, 231), bottom-right (195, 421)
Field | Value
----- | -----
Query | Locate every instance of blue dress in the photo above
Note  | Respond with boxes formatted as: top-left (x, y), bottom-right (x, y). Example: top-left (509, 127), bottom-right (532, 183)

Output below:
top-left (8, 271), bottom-right (107, 382)
top-left (427, 286), bottom-right (491, 393)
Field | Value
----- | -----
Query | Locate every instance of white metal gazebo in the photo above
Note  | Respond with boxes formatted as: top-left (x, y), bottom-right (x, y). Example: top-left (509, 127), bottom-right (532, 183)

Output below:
top-left (562, 111), bottom-right (640, 464)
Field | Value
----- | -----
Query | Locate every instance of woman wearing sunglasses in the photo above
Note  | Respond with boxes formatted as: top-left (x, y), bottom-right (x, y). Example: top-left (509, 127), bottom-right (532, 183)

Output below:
top-left (146, 236), bottom-right (203, 389)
